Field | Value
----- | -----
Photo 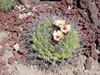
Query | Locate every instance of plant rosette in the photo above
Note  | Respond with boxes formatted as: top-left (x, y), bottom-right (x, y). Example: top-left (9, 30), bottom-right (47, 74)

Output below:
top-left (27, 15), bottom-right (80, 63)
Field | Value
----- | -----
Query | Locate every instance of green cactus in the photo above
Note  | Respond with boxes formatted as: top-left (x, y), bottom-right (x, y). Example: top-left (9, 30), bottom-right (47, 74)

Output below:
top-left (31, 17), bottom-right (79, 63)
top-left (0, 0), bottom-right (15, 12)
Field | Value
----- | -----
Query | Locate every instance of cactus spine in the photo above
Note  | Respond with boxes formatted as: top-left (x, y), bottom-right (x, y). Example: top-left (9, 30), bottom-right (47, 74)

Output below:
top-left (0, 0), bottom-right (15, 12)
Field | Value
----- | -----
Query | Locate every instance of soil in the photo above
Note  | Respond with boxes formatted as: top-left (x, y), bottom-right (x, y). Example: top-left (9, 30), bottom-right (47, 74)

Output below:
top-left (0, 0), bottom-right (100, 75)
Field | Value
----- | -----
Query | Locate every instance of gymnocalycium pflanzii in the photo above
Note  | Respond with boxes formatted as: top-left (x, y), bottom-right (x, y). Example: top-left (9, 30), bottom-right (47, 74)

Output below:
top-left (30, 17), bottom-right (80, 63)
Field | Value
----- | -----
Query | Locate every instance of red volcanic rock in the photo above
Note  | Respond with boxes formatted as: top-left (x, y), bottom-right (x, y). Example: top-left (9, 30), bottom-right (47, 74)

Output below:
top-left (8, 25), bottom-right (15, 31)
top-left (79, 0), bottom-right (87, 9)
top-left (12, 11), bottom-right (18, 18)
top-left (0, 60), bottom-right (6, 65)
top-left (15, 28), bottom-right (22, 34)
top-left (8, 41), bottom-right (15, 47)
top-left (0, 25), bottom-right (6, 31)
top-left (70, 9), bottom-right (78, 15)
top-left (15, 18), bottom-right (22, 25)
top-left (6, 12), bottom-right (17, 19)
top-left (0, 12), bottom-right (5, 20)
top-left (82, 48), bottom-right (90, 57)
top-left (0, 51), bottom-right (4, 56)
top-left (0, 64), bottom-right (2, 71)
top-left (79, 18), bottom-right (86, 24)
top-left (97, 24), bottom-right (100, 28)
top-left (22, 24), bottom-right (28, 30)
top-left (84, 58), bottom-right (92, 70)
top-left (24, 9), bottom-right (30, 13)
top-left (0, 72), bottom-right (2, 75)
top-left (91, 43), bottom-right (96, 50)
top-left (8, 47), bottom-right (13, 51)
top-left (0, 47), bottom-right (6, 56)
top-left (65, 9), bottom-right (71, 14)
top-left (3, 71), bottom-right (12, 75)
top-left (0, 42), bottom-right (4, 47)
top-left (0, 57), bottom-right (1, 60)
top-left (7, 18), bottom-right (15, 25)
top-left (2, 38), bottom-right (9, 45)
top-left (33, 0), bottom-right (40, 5)
top-left (98, 38), bottom-right (100, 43)
top-left (13, 51), bottom-right (20, 61)
top-left (90, 50), bottom-right (98, 60)
top-left (2, 65), bottom-right (9, 71)
top-left (26, 15), bottom-right (33, 23)
top-left (13, 37), bottom-right (21, 43)
top-left (12, 32), bottom-right (17, 39)
top-left (8, 57), bottom-right (15, 65)
top-left (65, 0), bottom-right (73, 5)
top-left (61, 0), bottom-right (67, 5)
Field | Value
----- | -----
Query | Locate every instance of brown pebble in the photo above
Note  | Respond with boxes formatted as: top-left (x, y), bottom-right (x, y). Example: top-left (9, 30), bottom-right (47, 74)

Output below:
top-left (8, 57), bottom-right (15, 65)
top-left (13, 51), bottom-right (20, 61)
top-left (0, 64), bottom-right (2, 71)
top-left (3, 71), bottom-right (12, 75)
top-left (84, 58), bottom-right (92, 70)
top-left (0, 60), bottom-right (6, 65)
top-left (90, 50), bottom-right (98, 60)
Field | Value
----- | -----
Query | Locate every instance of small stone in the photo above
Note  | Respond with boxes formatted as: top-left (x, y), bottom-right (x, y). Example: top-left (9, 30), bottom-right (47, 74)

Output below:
top-left (90, 50), bottom-right (98, 60)
top-left (0, 51), bottom-right (4, 56)
top-left (8, 57), bottom-right (15, 65)
top-left (8, 41), bottom-right (15, 47)
top-left (2, 38), bottom-right (8, 45)
top-left (0, 64), bottom-right (2, 71)
top-left (13, 43), bottom-right (19, 52)
top-left (84, 58), bottom-right (92, 70)
top-left (7, 18), bottom-right (14, 25)
top-left (0, 72), bottom-right (2, 75)
top-left (13, 51), bottom-right (20, 61)
top-left (66, 0), bottom-right (73, 5)
top-left (2, 65), bottom-right (9, 71)
top-left (0, 12), bottom-right (5, 20)
top-left (0, 60), bottom-right (6, 65)
top-left (8, 47), bottom-right (12, 51)
top-left (3, 71), bottom-right (12, 75)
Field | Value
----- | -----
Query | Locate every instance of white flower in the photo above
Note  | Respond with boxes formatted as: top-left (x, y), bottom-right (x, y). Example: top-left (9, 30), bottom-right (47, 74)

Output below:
top-left (60, 25), bottom-right (68, 34)
top-left (60, 24), bottom-right (71, 34)
top-left (53, 30), bottom-right (63, 42)
top-left (54, 20), bottom-right (65, 28)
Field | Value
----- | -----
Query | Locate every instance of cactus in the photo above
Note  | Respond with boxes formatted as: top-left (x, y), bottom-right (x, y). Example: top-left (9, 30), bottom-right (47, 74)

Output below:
top-left (0, 0), bottom-right (15, 12)
top-left (30, 16), bottom-right (80, 63)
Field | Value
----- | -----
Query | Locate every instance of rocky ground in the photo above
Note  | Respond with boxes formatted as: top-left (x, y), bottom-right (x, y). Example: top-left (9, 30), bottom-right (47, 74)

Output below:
top-left (0, 0), bottom-right (100, 75)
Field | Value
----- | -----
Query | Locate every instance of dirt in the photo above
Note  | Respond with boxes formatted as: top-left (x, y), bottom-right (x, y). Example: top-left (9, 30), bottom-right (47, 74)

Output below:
top-left (0, 0), bottom-right (100, 75)
top-left (0, 32), bottom-right (8, 42)
top-left (1, 49), bottom-right (100, 75)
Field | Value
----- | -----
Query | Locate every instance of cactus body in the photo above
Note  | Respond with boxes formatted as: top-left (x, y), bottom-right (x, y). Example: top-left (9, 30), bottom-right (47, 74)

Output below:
top-left (31, 16), bottom-right (79, 63)
top-left (0, 0), bottom-right (15, 12)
